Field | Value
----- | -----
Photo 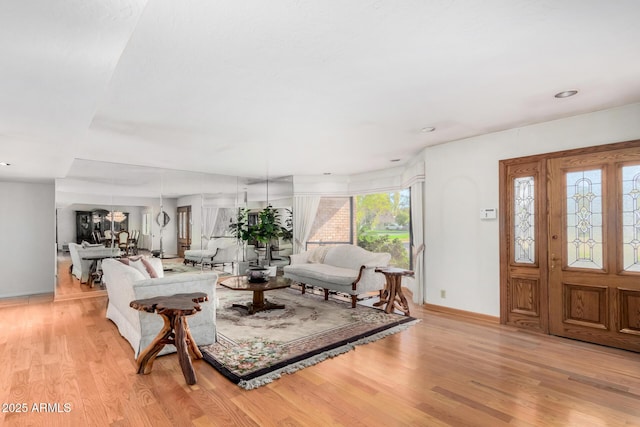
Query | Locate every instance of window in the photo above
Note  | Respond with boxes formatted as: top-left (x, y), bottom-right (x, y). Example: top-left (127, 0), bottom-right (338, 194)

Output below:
top-left (355, 189), bottom-right (411, 269)
top-left (307, 190), bottom-right (412, 269)
top-left (565, 169), bottom-right (603, 269)
top-left (307, 197), bottom-right (353, 249)
top-left (142, 213), bottom-right (151, 235)
top-left (514, 176), bottom-right (535, 264)
top-left (622, 164), bottom-right (640, 272)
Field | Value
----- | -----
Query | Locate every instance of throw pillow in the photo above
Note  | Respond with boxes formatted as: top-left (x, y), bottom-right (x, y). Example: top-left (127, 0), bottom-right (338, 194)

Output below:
top-left (118, 256), bottom-right (158, 278)
top-left (129, 259), bottom-right (151, 279)
top-left (308, 246), bottom-right (330, 264)
top-left (140, 258), bottom-right (159, 278)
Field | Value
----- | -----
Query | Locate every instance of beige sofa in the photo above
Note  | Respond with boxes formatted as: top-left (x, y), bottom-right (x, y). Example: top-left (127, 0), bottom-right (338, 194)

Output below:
top-left (101, 257), bottom-right (217, 358)
top-left (283, 245), bottom-right (391, 307)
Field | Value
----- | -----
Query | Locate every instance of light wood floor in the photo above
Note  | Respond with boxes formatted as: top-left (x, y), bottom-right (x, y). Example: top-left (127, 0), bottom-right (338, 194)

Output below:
top-left (1, 271), bottom-right (639, 426)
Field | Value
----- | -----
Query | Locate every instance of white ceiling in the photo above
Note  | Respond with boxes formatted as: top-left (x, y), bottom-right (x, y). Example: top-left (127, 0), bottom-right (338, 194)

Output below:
top-left (1, 0), bottom-right (640, 184)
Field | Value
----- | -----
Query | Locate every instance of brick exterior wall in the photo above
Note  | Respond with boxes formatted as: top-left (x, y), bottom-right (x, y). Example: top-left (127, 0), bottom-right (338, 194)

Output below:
top-left (307, 197), bottom-right (352, 248)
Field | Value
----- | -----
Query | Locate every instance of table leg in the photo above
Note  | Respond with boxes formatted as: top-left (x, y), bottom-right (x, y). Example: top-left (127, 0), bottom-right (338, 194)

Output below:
top-left (377, 275), bottom-right (410, 316)
top-left (136, 314), bottom-right (172, 375)
top-left (253, 290), bottom-right (265, 312)
top-left (373, 287), bottom-right (390, 308)
top-left (231, 290), bottom-right (285, 315)
top-left (184, 320), bottom-right (203, 359)
top-left (384, 275), bottom-right (410, 316)
top-left (174, 316), bottom-right (197, 385)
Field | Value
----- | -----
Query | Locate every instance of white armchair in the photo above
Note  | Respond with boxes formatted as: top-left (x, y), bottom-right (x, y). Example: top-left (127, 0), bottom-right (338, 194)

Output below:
top-left (68, 242), bottom-right (120, 284)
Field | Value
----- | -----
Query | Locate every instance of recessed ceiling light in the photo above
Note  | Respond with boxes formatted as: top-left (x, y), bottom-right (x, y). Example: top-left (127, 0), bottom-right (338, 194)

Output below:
top-left (0, 162), bottom-right (10, 166)
top-left (390, 159), bottom-right (401, 162)
top-left (323, 172), bottom-right (332, 175)
top-left (421, 127), bottom-right (436, 133)
top-left (554, 90), bottom-right (578, 98)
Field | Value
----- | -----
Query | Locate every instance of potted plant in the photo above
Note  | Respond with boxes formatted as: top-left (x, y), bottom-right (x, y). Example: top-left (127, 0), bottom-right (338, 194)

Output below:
top-left (229, 208), bottom-right (253, 269)
top-left (253, 205), bottom-right (288, 268)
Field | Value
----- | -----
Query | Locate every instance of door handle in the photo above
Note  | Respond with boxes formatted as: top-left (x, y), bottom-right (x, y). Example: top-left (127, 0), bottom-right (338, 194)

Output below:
top-left (550, 253), bottom-right (560, 270)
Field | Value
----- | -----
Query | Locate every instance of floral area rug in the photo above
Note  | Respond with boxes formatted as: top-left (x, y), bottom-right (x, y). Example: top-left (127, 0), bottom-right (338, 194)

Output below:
top-left (201, 287), bottom-right (419, 389)
top-left (162, 262), bottom-right (232, 277)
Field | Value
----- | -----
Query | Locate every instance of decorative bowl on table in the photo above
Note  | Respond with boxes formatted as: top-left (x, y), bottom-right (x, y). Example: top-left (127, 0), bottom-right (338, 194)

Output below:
top-left (246, 267), bottom-right (269, 283)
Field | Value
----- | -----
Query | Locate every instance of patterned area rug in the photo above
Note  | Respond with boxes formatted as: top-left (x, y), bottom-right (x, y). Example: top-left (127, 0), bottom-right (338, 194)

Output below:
top-left (201, 287), bottom-right (419, 389)
top-left (162, 262), bottom-right (231, 277)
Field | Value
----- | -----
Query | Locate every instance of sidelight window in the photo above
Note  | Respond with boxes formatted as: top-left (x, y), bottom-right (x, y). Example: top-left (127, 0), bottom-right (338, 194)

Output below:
top-left (514, 176), bottom-right (535, 264)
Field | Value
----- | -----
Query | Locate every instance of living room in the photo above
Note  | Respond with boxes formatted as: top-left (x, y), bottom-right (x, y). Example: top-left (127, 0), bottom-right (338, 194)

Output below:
top-left (1, 1), bottom-right (640, 425)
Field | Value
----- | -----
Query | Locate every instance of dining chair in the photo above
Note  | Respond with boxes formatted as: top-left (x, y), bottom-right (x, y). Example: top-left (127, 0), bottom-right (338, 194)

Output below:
top-left (117, 230), bottom-right (130, 255)
top-left (128, 230), bottom-right (139, 255)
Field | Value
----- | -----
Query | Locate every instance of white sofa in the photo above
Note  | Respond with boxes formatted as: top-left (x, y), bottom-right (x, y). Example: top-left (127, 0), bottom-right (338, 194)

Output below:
top-left (283, 245), bottom-right (391, 308)
top-left (101, 257), bottom-right (218, 358)
top-left (183, 237), bottom-right (258, 269)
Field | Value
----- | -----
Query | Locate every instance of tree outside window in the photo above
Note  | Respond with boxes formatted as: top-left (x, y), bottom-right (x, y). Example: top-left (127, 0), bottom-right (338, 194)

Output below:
top-left (355, 189), bottom-right (411, 268)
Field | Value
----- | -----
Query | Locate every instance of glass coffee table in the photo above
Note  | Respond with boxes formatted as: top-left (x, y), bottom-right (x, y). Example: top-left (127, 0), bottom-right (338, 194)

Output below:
top-left (219, 275), bottom-right (292, 314)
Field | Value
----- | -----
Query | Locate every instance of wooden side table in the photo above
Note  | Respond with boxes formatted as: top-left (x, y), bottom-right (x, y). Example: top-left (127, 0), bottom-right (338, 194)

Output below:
top-left (374, 267), bottom-right (414, 316)
top-left (130, 292), bottom-right (208, 385)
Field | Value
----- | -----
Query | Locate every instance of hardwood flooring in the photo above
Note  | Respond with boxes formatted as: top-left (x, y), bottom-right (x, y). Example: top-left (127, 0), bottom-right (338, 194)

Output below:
top-left (1, 267), bottom-right (639, 426)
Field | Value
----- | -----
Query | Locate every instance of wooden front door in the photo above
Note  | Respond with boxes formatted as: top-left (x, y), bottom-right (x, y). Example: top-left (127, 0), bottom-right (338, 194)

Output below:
top-left (177, 206), bottom-right (191, 258)
top-left (548, 147), bottom-right (640, 352)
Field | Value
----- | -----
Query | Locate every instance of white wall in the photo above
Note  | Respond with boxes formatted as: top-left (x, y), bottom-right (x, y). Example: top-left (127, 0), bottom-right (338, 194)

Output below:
top-left (423, 102), bottom-right (640, 316)
top-left (0, 182), bottom-right (55, 298)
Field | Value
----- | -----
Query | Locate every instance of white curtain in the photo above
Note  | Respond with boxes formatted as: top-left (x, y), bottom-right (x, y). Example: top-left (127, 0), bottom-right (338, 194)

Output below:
top-left (202, 207), bottom-right (219, 241)
top-left (410, 181), bottom-right (425, 304)
top-left (293, 196), bottom-right (321, 253)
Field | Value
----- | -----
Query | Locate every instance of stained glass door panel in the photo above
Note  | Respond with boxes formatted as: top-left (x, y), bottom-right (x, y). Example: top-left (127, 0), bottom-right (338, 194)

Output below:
top-left (548, 148), bottom-right (640, 353)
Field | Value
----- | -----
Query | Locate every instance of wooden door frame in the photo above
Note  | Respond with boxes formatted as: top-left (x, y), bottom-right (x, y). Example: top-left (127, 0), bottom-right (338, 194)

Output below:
top-left (499, 139), bottom-right (640, 332)
top-left (177, 205), bottom-right (192, 258)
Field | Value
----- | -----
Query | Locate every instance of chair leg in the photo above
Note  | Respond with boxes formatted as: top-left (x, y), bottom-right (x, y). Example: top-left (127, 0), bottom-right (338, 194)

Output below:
top-left (324, 289), bottom-right (329, 300)
top-left (351, 295), bottom-right (357, 308)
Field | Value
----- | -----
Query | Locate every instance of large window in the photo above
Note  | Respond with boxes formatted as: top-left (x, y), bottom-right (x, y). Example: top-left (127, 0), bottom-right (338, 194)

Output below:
top-left (307, 190), bottom-right (412, 268)
top-left (355, 189), bottom-right (411, 269)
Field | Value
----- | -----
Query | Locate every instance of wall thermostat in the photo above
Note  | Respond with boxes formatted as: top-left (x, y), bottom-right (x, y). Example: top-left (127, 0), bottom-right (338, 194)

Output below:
top-left (480, 208), bottom-right (497, 220)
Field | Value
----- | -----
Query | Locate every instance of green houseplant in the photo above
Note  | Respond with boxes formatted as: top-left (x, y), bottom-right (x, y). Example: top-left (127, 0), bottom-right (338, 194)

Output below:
top-left (253, 205), bottom-right (288, 265)
top-left (229, 208), bottom-right (253, 262)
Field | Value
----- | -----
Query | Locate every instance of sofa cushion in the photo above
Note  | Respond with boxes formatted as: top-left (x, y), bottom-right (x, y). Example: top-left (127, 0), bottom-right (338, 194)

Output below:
top-left (284, 263), bottom-right (358, 286)
top-left (206, 237), bottom-right (236, 251)
top-left (308, 246), bottom-right (331, 264)
top-left (104, 259), bottom-right (146, 288)
top-left (323, 245), bottom-right (390, 270)
top-left (129, 259), bottom-right (151, 279)
top-left (119, 256), bottom-right (160, 278)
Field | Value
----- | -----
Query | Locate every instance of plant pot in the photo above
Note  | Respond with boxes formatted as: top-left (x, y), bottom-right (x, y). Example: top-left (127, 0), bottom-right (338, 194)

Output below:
top-left (266, 265), bottom-right (277, 277)
top-left (236, 261), bottom-right (251, 276)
